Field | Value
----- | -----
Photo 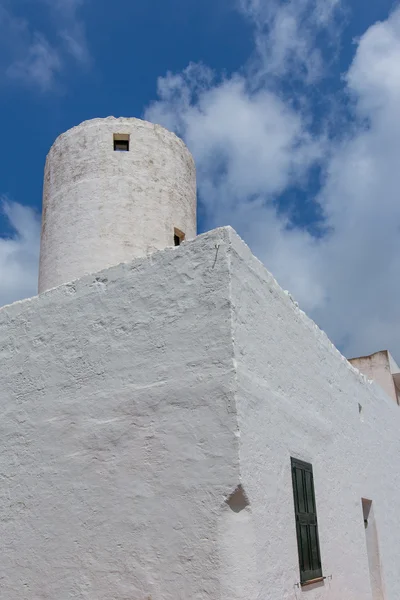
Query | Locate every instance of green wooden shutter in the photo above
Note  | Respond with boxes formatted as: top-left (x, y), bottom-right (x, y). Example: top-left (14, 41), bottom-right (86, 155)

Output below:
top-left (291, 458), bottom-right (323, 584)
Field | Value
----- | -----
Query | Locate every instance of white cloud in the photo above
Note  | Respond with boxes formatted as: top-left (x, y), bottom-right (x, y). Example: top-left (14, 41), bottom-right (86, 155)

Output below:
top-left (0, 0), bottom-right (89, 91)
top-left (61, 25), bottom-right (90, 65)
top-left (7, 33), bottom-right (61, 91)
top-left (0, 200), bottom-right (40, 307)
top-left (146, 4), bottom-right (400, 361)
top-left (238, 0), bottom-right (343, 82)
top-left (310, 6), bottom-right (400, 357)
top-left (148, 66), bottom-right (321, 200)
top-left (43, 0), bottom-right (90, 66)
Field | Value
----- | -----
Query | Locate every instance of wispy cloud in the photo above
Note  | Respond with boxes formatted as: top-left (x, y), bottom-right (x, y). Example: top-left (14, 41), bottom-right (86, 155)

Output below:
top-left (239, 0), bottom-right (344, 82)
top-left (0, 0), bottom-right (89, 91)
top-left (61, 24), bottom-right (90, 65)
top-left (7, 33), bottom-right (61, 91)
top-left (43, 0), bottom-right (90, 66)
top-left (0, 199), bottom-right (40, 307)
top-left (146, 2), bottom-right (400, 360)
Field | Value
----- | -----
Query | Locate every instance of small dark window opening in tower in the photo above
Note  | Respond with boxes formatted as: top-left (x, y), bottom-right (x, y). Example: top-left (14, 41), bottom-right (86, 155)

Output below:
top-left (113, 134), bottom-right (130, 152)
top-left (174, 228), bottom-right (185, 247)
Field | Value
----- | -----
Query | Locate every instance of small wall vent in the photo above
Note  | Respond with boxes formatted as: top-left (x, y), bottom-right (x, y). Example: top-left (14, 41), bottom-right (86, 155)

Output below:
top-left (113, 133), bottom-right (130, 151)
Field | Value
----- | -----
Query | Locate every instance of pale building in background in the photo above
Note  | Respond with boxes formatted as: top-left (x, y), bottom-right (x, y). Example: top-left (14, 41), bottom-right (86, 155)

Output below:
top-left (349, 350), bottom-right (400, 405)
top-left (1, 118), bottom-right (400, 600)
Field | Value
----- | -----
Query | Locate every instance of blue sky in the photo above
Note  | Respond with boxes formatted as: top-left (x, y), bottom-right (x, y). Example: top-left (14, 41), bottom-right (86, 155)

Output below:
top-left (0, 0), bottom-right (251, 229)
top-left (1, 0), bottom-right (400, 361)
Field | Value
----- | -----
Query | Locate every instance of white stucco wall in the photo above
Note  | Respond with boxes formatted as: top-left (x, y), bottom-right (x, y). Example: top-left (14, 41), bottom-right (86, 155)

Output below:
top-left (228, 230), bottom-right (400, 600)
top-left (38, 117), bottom-right (197, 293)
top-left (2, 227), bottom-right (400, 599)
top-left (1, 231), bottom-right (238, 600)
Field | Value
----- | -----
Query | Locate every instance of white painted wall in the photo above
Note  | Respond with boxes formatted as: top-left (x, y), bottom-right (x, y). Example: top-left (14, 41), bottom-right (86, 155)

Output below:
top-left (2, 227), bottom-right (400, 599)
top-left (228, 229), bottom-right (400, 600)
top-left (1, 231), bottom-right (238, 600)
top-left (38, 117), bottom-right (197, 293)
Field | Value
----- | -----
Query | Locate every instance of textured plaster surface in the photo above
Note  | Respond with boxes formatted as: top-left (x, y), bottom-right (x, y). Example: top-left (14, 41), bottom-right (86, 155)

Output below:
top-left (1, 230), bottom-right (238, 600)
top-left (2, 227), bottom-right (400, 599)
top-left (39, 117), bottom-right (197, 293)
top-left (228, 231), bottom-right (400, 600)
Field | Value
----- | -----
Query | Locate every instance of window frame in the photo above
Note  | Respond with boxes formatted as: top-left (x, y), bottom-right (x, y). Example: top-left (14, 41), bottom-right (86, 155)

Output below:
top-left (113, 133), bottom-right (130, 152)
top-left (174, 228), bottom-right (185, 247)
top-left (291, 457), bottom-right (323, 585)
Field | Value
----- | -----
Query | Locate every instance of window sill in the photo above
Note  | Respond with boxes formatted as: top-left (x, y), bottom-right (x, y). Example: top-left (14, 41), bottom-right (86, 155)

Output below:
top-left (301, 577), bottom-right (325, 587)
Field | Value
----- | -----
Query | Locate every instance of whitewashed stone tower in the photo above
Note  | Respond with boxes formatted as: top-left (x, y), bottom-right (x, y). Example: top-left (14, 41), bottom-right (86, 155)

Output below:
top-left (38, 117), bottom-right (197, 293)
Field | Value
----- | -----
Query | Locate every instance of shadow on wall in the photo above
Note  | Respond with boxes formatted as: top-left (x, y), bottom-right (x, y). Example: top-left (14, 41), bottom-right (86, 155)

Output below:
top-left (219, 485), bottom-right (257, 600)
top-left (362, 499), bottom-right (384, 600)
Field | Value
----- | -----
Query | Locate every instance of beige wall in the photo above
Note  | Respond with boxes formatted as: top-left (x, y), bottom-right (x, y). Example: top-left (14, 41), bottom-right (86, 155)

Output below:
top-left (349, 351), bottom-right (400, 404)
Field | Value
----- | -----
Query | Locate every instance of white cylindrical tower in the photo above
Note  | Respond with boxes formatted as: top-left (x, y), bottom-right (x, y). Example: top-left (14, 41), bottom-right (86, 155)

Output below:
top-left (38, 117), bottom-right (197, 293)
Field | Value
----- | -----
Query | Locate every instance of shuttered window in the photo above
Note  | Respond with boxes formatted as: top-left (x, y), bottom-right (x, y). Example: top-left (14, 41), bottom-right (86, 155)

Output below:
top-left (291, 458), bottom-right (323, 584)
